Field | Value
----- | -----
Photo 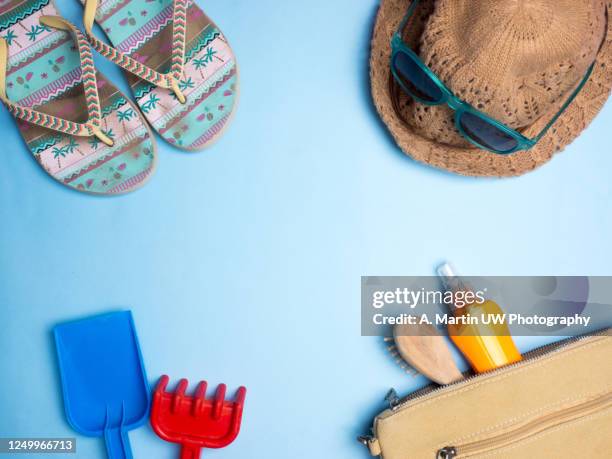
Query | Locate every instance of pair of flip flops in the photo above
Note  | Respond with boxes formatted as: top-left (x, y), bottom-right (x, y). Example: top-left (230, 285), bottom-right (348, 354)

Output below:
top-left (0, 0), bottom-right (238, 194)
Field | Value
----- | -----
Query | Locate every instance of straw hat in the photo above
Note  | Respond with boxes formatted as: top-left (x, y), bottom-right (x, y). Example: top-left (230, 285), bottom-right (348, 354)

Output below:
top-left (370, 0), bottom-right (611, 176)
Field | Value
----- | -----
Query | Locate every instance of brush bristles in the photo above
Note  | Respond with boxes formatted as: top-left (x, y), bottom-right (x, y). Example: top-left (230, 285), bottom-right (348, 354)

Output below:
top-left (385, 341), bottom-right (419, 376)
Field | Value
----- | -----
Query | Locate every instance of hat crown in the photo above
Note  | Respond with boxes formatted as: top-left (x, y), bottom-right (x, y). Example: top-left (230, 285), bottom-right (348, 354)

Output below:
top-left (405, 0), bottom-right (606, 145)
top-left (479, 0), bottom-right (556, 40)
top-left (455, 0), bottom-right (596, 79)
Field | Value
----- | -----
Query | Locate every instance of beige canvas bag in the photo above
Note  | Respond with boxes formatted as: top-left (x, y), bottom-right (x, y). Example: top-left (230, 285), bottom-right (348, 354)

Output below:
top-left (360, 330), bottom-right (611, 458)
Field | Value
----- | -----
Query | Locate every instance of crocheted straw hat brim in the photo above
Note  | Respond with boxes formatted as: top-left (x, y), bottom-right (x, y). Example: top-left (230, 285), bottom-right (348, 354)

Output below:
top-left (370, 0), bottom-right (612, 177)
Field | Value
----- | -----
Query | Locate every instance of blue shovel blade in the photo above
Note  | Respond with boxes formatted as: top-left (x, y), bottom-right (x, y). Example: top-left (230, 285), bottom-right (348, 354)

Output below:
top-left (54, 311), bottom-right (150, 459)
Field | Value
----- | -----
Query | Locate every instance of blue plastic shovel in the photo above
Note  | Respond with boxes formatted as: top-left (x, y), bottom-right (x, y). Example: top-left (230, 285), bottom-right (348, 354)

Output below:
top-left (54, 311), bottom-right (150, 459)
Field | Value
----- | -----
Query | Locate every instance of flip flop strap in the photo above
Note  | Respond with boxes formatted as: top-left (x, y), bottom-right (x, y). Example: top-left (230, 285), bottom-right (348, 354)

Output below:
top-left (83, 0), bottom-right (188, 103)
top-left (0, 17), bottom-right (112, 145)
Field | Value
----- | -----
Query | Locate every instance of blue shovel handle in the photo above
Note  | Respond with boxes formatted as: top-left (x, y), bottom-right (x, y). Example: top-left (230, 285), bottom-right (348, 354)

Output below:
top-left (104, 428), bottom-right (132, 459)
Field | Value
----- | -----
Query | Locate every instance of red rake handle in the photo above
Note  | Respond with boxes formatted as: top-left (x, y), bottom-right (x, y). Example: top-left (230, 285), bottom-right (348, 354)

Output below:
top-left (180, 444), bottom-right (202, 459)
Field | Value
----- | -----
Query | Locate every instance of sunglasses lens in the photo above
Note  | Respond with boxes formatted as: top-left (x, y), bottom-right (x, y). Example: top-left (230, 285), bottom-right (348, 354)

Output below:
top-left (459, 112), bottom-right (519, 153)
top-left (393, 51), bottom-right (444, 103)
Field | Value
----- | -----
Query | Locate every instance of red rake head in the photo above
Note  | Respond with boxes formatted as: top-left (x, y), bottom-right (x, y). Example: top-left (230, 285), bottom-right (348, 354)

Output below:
top-left (151, 375), bottom-right (246, 459)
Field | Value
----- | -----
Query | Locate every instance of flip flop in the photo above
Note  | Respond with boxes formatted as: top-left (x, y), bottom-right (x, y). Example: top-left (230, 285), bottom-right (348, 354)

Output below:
top-left (81, 0), bottom-right (238, 150)
top-left (0, 0), bottom-right (156, 195)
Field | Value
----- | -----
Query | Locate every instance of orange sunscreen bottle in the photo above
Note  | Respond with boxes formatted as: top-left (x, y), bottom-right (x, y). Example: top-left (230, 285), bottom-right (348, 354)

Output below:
top-left (437, 263), bottom-right (522, 373)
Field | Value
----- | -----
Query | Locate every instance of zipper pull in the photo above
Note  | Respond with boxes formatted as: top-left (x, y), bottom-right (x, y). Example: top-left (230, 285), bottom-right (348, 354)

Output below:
top-left (357, 435), bottom-right (381, 456)
top-left (437, 446), bottom-right (457, 458)
top-left (358, 435), bottom-right (373, 446)
top-left (385, 388), bottom-right (400, 409)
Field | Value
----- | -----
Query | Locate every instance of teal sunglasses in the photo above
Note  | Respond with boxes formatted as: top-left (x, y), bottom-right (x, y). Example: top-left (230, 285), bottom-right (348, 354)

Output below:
top-left (391, 0), bottom-right (594, 154)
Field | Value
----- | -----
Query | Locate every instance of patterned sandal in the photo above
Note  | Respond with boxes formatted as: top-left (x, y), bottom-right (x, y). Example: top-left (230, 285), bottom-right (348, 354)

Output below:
top-left (0, 0), bottom-right (156, 194)
top-left (82, 0), bottom-right (238, 150)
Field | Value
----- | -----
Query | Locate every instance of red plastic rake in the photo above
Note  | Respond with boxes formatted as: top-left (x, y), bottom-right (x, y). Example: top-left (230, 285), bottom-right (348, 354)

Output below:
top-left (151, 375), bottom-right (246, 459)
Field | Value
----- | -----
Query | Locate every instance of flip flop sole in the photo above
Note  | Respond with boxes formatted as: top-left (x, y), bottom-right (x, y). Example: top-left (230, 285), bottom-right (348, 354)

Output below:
top-left (92, 0), bottom-right (238, 151)
top-left (1, 0), bottom-right (156, 194)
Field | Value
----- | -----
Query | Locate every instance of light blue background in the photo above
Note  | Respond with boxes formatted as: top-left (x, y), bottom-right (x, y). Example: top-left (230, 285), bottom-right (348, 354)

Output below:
top-left (1, 0), bottom-right (611, 458)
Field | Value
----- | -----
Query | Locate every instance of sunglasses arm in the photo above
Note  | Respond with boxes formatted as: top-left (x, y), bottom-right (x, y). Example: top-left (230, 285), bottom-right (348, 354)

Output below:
top-left (395, 0), bottom-right (421, 43)
top-left (532, 63), bottom-right (594, 142)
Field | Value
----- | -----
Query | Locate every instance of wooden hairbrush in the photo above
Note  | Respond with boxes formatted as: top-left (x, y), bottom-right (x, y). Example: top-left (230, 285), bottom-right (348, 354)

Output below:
top-left (385, 323), bottom-right (464, 385)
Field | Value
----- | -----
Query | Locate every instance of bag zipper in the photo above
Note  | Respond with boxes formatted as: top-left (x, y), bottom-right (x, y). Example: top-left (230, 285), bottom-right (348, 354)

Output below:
top-left (391, 328), bottom-right (610, 413)
top-left (436, 391), bottom-right (612, 458)
top-left (358, 328), bottom-right (610, 453)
